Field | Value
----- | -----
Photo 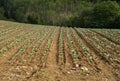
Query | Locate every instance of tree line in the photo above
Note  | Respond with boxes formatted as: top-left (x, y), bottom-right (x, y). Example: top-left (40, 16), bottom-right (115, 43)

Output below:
top-left (0, 0), bottom-right (120, 29)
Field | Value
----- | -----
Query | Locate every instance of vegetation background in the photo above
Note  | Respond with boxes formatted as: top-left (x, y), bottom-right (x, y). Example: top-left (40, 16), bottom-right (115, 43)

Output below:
top-left (0, 0), bottom-right (120, 28)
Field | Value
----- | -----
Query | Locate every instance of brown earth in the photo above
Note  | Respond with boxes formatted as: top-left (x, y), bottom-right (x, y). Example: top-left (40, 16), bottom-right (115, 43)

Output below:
top-left (0, 21), bottom-right (120, 81)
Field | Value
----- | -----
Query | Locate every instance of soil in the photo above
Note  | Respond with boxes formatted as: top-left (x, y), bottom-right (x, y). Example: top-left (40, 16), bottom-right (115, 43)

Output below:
top-left (0, 21), bottom-right (120, 81)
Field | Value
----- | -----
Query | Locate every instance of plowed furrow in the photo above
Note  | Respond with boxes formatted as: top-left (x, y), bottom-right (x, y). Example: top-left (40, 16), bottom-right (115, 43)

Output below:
top-left (74, 28), bottom-right (111, 64)
top-left (82, 30), bottom-right (120, 62)
top-left (63, 28), bottom-right (75, 68)
top-left (92, 30), bottom-right (120, 45)
top-left (25, 28), bottom-right (55, 80)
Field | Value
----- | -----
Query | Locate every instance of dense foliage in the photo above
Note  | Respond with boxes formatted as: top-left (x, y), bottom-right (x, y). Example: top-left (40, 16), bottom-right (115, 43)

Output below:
top-left (0, 0), bottom-right (120, 28)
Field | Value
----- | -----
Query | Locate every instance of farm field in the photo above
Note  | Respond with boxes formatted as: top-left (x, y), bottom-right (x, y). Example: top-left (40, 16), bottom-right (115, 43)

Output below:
top-left (0, 20), bottom-right (120, 81)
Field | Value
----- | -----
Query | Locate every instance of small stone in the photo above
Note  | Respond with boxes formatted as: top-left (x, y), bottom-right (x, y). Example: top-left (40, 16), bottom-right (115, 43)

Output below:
top-left (71, 68), bottom-right (76, 70)
top-left (81, 66), bottom-right (88, 71)
top-left (67, 71), bottom-right (71, 74)
top-left (76, 64), bottom-right (79, 68)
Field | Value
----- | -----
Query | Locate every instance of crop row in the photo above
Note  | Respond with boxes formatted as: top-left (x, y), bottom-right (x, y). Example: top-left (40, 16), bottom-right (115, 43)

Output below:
top-left (41, 28), bottom-right (57, 67)
top-left (29, 27), bottom-right (52, 57)
top-left (84, 30), bottom-right (120, 57)
top-left (77, 28), bottom-right (119, 63)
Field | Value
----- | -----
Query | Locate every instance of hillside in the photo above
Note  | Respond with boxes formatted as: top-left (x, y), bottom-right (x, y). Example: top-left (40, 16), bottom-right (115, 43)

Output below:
top-left (0, 21), bottom-right (120, 81)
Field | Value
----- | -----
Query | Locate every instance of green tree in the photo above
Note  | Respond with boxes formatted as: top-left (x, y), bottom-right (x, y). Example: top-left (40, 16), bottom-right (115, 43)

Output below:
top-left (93, 1), bottom-right (120, 28)
top-left (0, 7), bottom-right (5, 19)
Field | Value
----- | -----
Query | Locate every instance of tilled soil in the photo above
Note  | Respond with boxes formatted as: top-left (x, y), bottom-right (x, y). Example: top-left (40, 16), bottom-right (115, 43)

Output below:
top-left (0, 21), bottom-right (120, 81)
